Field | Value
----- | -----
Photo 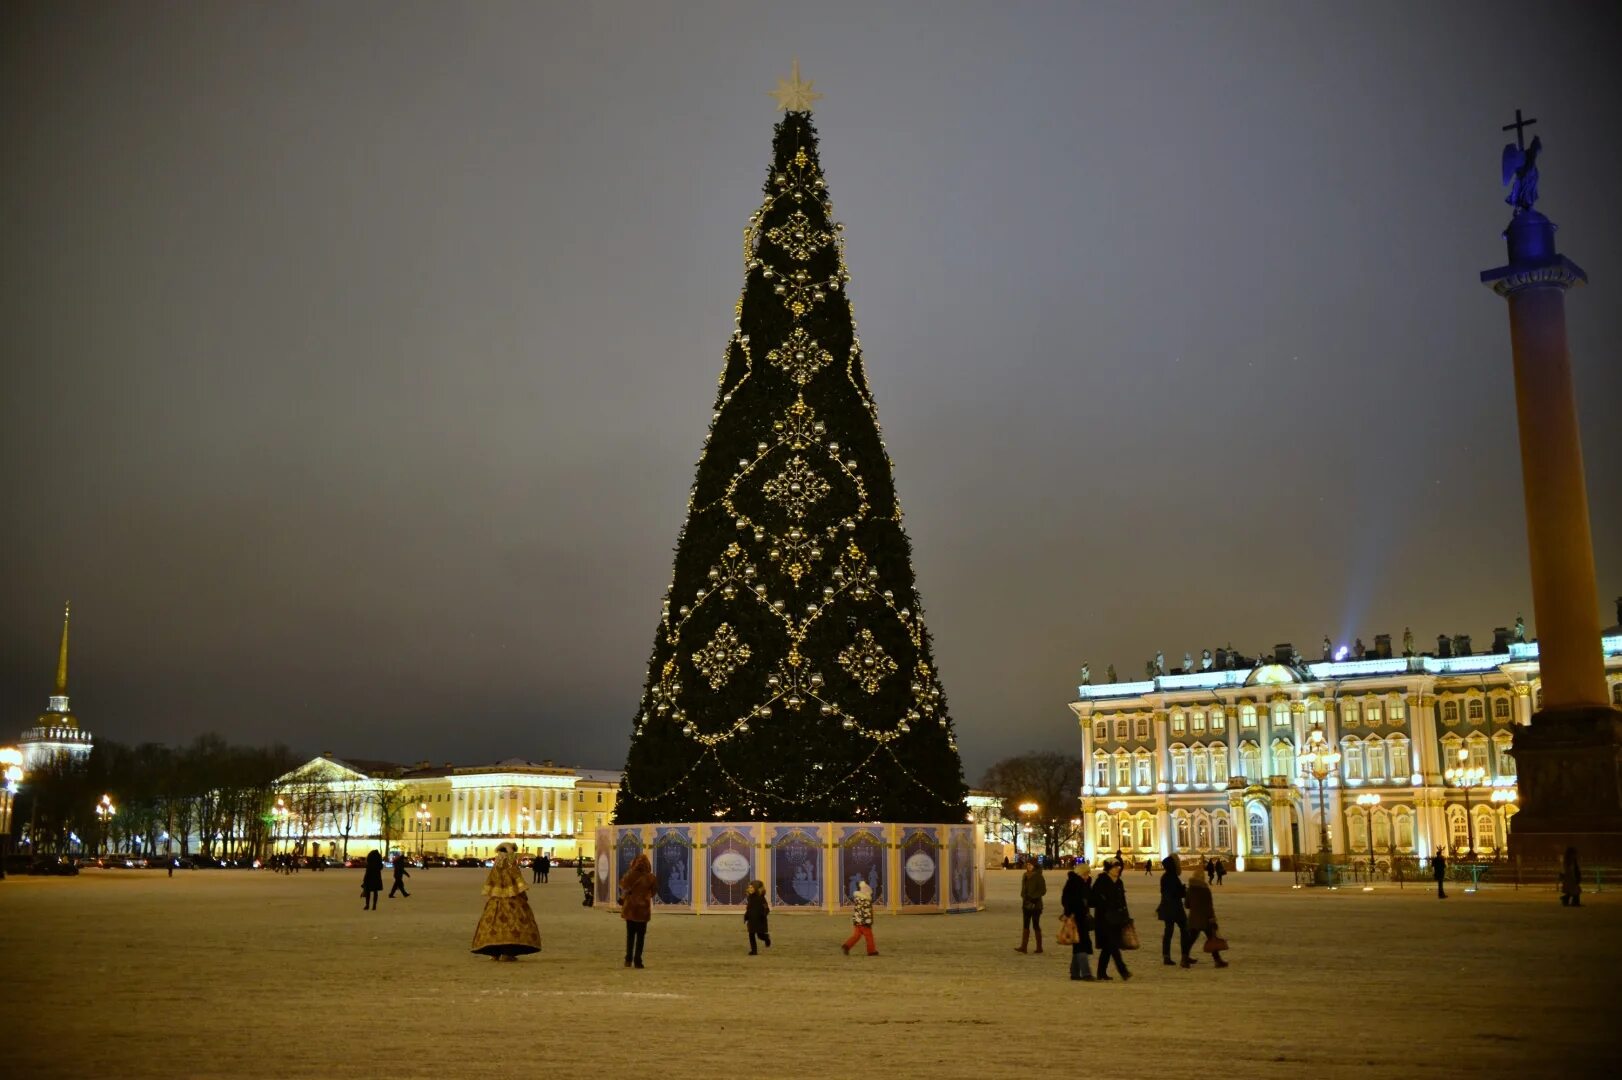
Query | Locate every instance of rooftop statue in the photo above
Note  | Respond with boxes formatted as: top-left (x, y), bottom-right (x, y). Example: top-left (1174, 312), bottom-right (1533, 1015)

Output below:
top-left (1500, 109), bottom-right (1541, 215)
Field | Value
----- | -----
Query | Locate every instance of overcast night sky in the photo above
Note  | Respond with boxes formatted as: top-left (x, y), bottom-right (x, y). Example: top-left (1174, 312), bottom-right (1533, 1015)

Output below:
top-left (4, 2), bottom-right (1620, 781)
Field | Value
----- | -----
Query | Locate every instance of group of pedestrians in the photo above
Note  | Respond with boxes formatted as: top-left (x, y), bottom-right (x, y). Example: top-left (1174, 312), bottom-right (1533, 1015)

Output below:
top-left (1018, 855), bottom-right (1228, 982)
top-left (358, 850), bottom-right (412, 909)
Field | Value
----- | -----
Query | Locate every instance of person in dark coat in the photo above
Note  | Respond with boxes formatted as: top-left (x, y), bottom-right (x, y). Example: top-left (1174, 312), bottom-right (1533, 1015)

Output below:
top-left (1016, 861), bottom-right (1047, 954)
top-left (539, 853), bottom-right (551, 883)
top-left (619, 852), bottom-right (657, 969)
top-left (389, 853), bottom-right (411, 898)
top-left (744, 879), bottom-right (772, 953)
top-left (532, 853), bottom-right (544, 884)
top-left (1060, 863), bottom-right (1094, 981)
top-left (1157, 854), bottom-right (1194, 968)
top-left (1091, 860), bottom-right (1132, 981)
top-left (579, 861), bottom-right (595, 906)
top-left (1432, 847), bottom-right (1448, 900)
top-left (1185, 863), bottom-right (1228, 968)
top-left (1560, 847), bottom-right (1582, 907)
top-left (1214, 858), bottom-right (1225, 885)
top-left (360, 850), bottom-right (384, 911)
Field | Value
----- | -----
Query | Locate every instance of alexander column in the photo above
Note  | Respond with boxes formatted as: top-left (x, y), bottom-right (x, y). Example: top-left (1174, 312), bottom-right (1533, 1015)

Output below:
top-left (1481, 111), bottom-right (1622, 863)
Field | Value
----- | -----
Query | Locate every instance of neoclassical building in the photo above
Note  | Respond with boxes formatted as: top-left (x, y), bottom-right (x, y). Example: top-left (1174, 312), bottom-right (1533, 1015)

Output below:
top-left (18, 604), bottom-right (95, 771)
top-left (1070, 629), bottom-right (1622, 871)
top-left (271, 754), bottom-right (623, 861)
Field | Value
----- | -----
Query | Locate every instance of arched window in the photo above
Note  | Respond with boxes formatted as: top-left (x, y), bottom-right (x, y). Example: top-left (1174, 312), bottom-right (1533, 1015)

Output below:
top-left (1214, 814), bottom-right (1231, 850)
top-left (1366, 702), bottom-right (1383, 726)
top-left (1390, 699), bottom-right (1407, 723)
top-left (1241, 705), bottom-right (1257, 729)
top-left (1137, 818), bottom-right (1153, 849)
top-left (1171, 712), bottom-right (1186, 735)
top-left (1271, 740), bottom-right (1294, 778)
top-left (1493, 698), bottom-right (1511, 719)
top-left (1247, 810), bottom-right (1268, 853)
top-left (1192, 711), bottom-right (1206, 733)
top-left (1395, 811), bottom-right (1415, 852)
top-left (1341, 738), bottom-right (1364, 781)
top-left (1365, 737), bottom-right (1386, 782)
top-left (1176, 815), bottom-right (1191, 850)
top-left (1171, 745), bottom-right (1188, 785)
top-left (1468, 698), bottom-right (1485, 721)
top-left (1475, 807), bottom-right (1497, 851)
top-left (1447, 807), bottom-right (1469, 853)
top-left (1443, 701), bottom-right (1459, 723)
top-left (1240, 743), bottom-right (1261, 781)
top-left (1135, 717), bottom-right (1150, 740)
top-left (1118, 814), bottom-right (1133, 849)
top-left (1134, 751), bottom-right (1153, 789)
top-left (1212, 745), bottom-right (1229, 784)
top-left (1373, 810), bottom-right (1391, 853)
top-left (1094, 720), bottom-right (1107, 741)
top-left (1389, 735), bottom-right (1411, 779)
top-left (1467, 733), bottom-right (1489, 772)
top-left (1342, 701), bottom-right (1361, 727)
top-left (1272, 704), bottom-right (1290, 729)
top-left (1115, 718), bottom-right (1129, 740)
top-left (1212, 708), bottom-right (1227, 731)
top-left (1195, 816), bottom-right (1210, 849)
top-left (1193, 747), bottom-right (1209, 785)
top-left (1494, 733), bottom-right (1516, 778)
top-left (1348, 811), bottom-right (1369, 852)
top-left (1097, 815), bottom-right (1112, 849)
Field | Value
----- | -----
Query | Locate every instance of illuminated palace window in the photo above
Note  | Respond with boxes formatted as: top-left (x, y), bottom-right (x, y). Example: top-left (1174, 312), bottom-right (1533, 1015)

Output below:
top-left (1270, 741), bottom-right (1294, 778)
top-left (1468, 699), bottom-right (1484, 721)
top-left (1366, 738), bottom-right (1386, 781)
top-left (1115, 719), bottom-right (1129, 740)
top-left (1494, 698), bottom-right (1511, 719)
top-left (1093, 758), bottom-right (1109, 788)
top-left (1193, 749), bottom-right (1209, 784)
top-left (1196, 817), bottom-right (1209, 848)
top-left (1248, 811), bottom-right (1267, 853)
top-left (1341, 739), bottom-right (1363, 781)
top-left (1448, 808), bottom-right (1469, 851)
top-left (1389, 735), bottom-right (1410, 777)
top-left (1135, 718), bottom-right (1150, 740)
top-left (1134, 753), bottom-right (1152, 788)
top-left (1239, 744), bottom-right (1261, 780)
top-left (1171, 712), bottom-right (1186, 736)
top-left (1137, 819), bottom-right (1152, 848)
top-left (1443, 701), bottom-right (1459, 723)
top-left (1172, 746), bottom-right (1188, 785)
top-left (1390, 700), bottom-right (1405, 723)
top-left (1241, 705), bottom-right (1257, 729)
top-left (1343, 701), bottom-right (1360, 727)
top-left (1214, 815), bottom-right (1231, 849)
top-left (1211, 746), bottom-right (1228, 783)
top-left (1396, 812), bottom-right (1414, 851)
top-left (1176, 816), bottom-right (1191, 848)
top-left (1097, 816), bottom-right (1111, 848)
top-left (1476, 809), bottom-right (1497, 850)
top-left (1212, 709), bottom-right (1226, 731)
top-left (1494, 732), bottom-right (1516, 777)
top-left (1094, 720), bottom-right (1107, 741)
top-left (1192, 711), bottom-right (1206, 733)
top-left (1366, 704), bottom-right (1382, 725)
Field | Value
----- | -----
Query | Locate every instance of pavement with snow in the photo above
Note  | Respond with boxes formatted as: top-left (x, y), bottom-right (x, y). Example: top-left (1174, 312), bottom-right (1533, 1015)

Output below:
top-left (2, 864), bottom-right (1614, 1078)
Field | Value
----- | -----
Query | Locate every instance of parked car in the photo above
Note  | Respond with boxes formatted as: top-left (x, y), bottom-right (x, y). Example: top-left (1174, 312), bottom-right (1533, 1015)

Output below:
top-left (29, 856), bottom-right (80, 876)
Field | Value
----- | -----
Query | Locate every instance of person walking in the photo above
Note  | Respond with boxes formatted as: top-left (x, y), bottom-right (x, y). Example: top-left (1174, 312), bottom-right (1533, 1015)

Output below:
top-left (1214, 858), bottom-right (1225, 886)
top-left (360, 850), bottom-right (384, 911)
top-left (1157, 854), bottom-right (1194, 968)
top-left (744, 879), bottom-right (772, 954)
top-left (1060, 861), bottom-right (1094, 981)
top-left (1016, 860), bottom-right (1047, 954)
top-left (619, 851), bottom-right (657, 969)
top-left (1185, 863), bottom-right (1228, 968)
top-left (579, 861), bottom-right (595, 907)
top-left (1091, 859), bottom-right (1132, 981)
top-left (539, 853), bottom-right (551, 884)
top-left (470, 843), bottom-right (542, 961)
top-left (1432, 847), bottom-right (1448, 900)
top-left (1559, 847), bottom-right (1583, 907)
top-left (841, 880), bottom-right (879, 956)
top-left (532, 853), bottom-right (544, 884)
top-left (389, 853), bottom-right (411, 898)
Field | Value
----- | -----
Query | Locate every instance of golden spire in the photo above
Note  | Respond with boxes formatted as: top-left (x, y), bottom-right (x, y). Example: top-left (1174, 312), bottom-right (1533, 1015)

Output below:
top-left (769, 58), bottom-right (823, 113)
top-left (56, 601), bottom-right (70, 694)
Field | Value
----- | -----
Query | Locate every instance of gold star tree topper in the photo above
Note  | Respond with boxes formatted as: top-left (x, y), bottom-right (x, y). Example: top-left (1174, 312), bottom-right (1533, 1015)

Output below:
top-left (769, 59), bottom-right (823, 112)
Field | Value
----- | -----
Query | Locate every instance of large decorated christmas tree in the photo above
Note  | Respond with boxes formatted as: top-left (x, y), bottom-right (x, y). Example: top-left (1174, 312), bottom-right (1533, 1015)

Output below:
top-left (616, 66), bottom-right (966, 824)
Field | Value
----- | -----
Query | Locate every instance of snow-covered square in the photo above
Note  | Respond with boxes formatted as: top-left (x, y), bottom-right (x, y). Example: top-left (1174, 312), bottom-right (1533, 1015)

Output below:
top-left (2, 866), bottom-right (1614, 1079)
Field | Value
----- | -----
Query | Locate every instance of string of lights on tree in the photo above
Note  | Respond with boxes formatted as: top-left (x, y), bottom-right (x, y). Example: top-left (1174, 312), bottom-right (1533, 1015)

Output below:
top-left (616, 66), bottom-right (967, 823)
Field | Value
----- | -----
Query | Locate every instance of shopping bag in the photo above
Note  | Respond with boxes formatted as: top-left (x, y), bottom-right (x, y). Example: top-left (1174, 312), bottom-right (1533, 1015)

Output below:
top-left (1056, 914), bottom-right (1079, 946)
top-left (1203, 920), bottom-right (1229, 953)
top-left (1120, 920), bottom-right (1140, 950)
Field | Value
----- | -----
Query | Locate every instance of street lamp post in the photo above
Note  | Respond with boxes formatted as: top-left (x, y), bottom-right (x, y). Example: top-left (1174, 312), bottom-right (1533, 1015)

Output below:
top-left (1491, 787), bottom-right (1518, 859)
top-left (1300, 722), bottom-right (1341, 884)
top-left (415, 802), bottom-right (431, 861)
top-left (1, 746), bottom-right (24, 880)
top-left (1356, 792), bottom-right (1383, 882)
top-left (272, 797), bottom-right (289, 869)
top-left (1016, 801), bottom-right (1039, 862)
top-left (95, 794), bottom-right (116, 858)
top-left (1106, 800), bottom-right (1128, 863)
top-left (1445, 749), bottom-right (1487, 861)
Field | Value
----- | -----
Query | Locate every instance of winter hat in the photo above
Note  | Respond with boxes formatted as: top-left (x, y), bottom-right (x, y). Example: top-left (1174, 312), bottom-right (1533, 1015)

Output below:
top-left (856, 880), bottom-right (873, 899)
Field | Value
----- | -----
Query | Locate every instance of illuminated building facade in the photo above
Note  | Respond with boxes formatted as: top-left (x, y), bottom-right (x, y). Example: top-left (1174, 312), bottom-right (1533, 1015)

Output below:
top-left (1070, 629), bottom-right (1622, 871)
top-left (271, 754), bottom-right (622, 861)
top-left (18, 604), bottom-right (94, 772)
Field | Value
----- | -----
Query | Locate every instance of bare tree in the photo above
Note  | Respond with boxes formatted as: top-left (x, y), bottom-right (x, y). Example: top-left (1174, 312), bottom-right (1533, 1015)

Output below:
top-left (372, 782), bottom-right (410, 855)
top-left (979, 751), bottom-right (1083, 859)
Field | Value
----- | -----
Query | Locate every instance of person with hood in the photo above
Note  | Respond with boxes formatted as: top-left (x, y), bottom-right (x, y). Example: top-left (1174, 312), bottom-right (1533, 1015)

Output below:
top-left (360, 849), bottom-right (384, 911)
top-left (841, 880), bottom-right (879, 956)
top-left (1091, 859), bottom-right (1132, 981)
top-left (579, 860), bottom-right (595, 906)
top-left (1060, 862), bottom-right (1094, 981)
top-left (1016, 860), bottom-right (1047, 954)
top-left (1157, 854), bottom-right (1194, 968)
top-left (470, 843), bottom-right (542, 961)
top-left (1185, 862), bottom-right (1228, 968)
top-left (1560, 847), bottom-right (1583, 907)
top-left (619, 852), bottom-right (657, 969)
top-left (1432, 847), bottom-right (1448, 900)
top-left (388, 853), bottom-right (411, 898)
top-left (744, 879), bottom-right (772, 954)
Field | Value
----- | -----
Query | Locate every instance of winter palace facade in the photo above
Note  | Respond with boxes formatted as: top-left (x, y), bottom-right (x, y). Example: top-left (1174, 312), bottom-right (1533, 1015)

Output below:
top-left (1070, 629), bottom-right (1622, 871)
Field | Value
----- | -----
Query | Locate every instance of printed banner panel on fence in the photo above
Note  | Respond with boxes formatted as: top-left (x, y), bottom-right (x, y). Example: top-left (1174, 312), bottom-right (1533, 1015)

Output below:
top-left (899, 826), bottom-right (941, 907)
top-left (615, 827), bottom-right (645, 904)
top-left (653, 826), bottom-right (693, 907)
top-left (706, 825), bottom-right (756, 907)
top-left (595, 826), bottom-right (614, 904)
top-left (769, 824), bottom-right (825, 908)
top-left (947, 825), bottom-right (977, 908)
top-left (838, 824), bottom-right (887, 906)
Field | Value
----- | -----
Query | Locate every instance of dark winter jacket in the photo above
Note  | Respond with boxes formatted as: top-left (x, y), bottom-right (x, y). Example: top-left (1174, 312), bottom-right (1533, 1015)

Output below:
top-left (1060, 871), bottom-right (1092, 926)
top-left (619, 855), bottom-right (657, 922)
top-left (1432, 853), bottom-right (1447, 881)
top-left (361, 852), bottom-right (384, 893)
top-left (1186, 880), bottom-right (1216, 932)
top-left (392, 855), bottom-right (410, 881)
top-left (1560, 854), bottom-right (1582, 897)
top-left (1020, 867), bottom-right (1047, 912)
top-left (744, 890), bottom-right (771, 932)
top-left (1092, 872), bottom-right (1130, 932)
top-left (1156, 855), bottom-right (1187, 921)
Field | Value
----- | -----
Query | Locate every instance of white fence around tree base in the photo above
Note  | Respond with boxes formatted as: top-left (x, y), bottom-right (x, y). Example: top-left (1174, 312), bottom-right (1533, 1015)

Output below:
top-left (594, 822), bottom-right (985, 914)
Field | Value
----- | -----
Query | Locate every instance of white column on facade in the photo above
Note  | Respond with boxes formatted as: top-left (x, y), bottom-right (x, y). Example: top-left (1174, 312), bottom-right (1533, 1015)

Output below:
top-left (548, 789), bottom-right (558, 835)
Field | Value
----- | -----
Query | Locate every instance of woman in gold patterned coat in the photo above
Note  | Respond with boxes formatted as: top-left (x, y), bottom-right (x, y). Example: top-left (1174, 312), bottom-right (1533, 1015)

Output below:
top-left (471, 843), bottom-right (542, 961)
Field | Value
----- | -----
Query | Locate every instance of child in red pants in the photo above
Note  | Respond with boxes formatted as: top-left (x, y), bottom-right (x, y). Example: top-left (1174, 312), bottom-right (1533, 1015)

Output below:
top-left (841, 880), bottom-right (878, 956)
